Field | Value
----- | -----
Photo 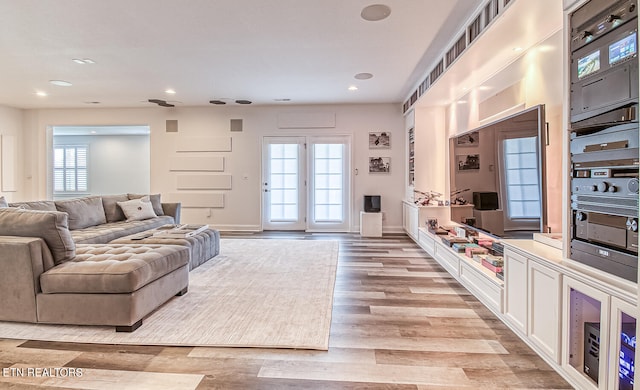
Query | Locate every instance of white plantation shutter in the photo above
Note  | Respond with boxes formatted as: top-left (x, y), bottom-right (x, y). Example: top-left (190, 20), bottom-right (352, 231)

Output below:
top-left (54, 145), bottom-right (88, 192)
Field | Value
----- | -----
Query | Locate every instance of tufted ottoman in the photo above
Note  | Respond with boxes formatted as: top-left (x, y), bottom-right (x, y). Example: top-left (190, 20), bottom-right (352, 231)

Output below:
top-left (111, 228), bottom-right (220, 270)
top-left (37, 243), bottom-right (190, 332)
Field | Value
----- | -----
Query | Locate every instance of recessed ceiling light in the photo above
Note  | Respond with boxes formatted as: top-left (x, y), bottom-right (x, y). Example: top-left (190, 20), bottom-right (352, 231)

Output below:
top-left (348, 85), bottom-right (358, 91)
top-left (361, 4), bottom-right (391, 21)
top-left (49, 80), bottom-right (72, 87)
top-left (457, 100), bottom-right (468, 104)
top-left (36, 91), bottom-right (47, 97)
top-left (513, 47), bottom-right (523, 52)
top-left (165, 89), bottom-right (176, 94)
top-left (72, 58), bottom-right (95, 64)
top-left (90, 131), bottom-right (97, 134)
top-left (354, 72), bottom-right (373, 80)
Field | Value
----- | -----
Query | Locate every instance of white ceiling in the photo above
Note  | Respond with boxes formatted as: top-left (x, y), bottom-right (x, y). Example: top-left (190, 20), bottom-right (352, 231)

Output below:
top-left (0, 1), bottom-right (482, 109)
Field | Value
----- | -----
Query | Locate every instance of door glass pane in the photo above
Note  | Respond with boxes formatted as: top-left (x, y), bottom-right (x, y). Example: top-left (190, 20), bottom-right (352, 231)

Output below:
top-left (314, 144), bottom-right (343, 222)
top-left (269, 144), bottom-right (298, 221)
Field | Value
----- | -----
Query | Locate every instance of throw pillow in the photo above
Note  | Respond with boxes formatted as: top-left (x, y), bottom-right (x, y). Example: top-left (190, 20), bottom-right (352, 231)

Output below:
top-left (0, 196), bottom-right (7, 208)
top-left (117, 196), bottom-right (157, 221)
top-left (54, 196), bottom-right (107, 230)
top-left (0, 208), bottom-right (76, 265)
top-left (127, 193), bottom-right (164, 216)
top-left (101, 194), bottom-right (129, 222)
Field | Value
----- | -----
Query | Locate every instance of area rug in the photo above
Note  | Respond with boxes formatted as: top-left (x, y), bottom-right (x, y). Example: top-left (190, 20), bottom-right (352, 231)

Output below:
top-left (0, 239), bottom-right (339, 350)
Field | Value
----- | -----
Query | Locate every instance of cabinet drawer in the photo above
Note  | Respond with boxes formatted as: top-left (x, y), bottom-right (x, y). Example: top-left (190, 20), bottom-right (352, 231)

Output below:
top-left (434, 243), bottom-right (460, 275)
top-left (418, 229), bottom-right (435, 255)
top-left (460, 261), bottom-right (504, 313)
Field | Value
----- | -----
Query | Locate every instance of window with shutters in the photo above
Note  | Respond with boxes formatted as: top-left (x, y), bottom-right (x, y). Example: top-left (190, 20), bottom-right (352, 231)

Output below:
top-left (53, 145), bottom-right (88, 193)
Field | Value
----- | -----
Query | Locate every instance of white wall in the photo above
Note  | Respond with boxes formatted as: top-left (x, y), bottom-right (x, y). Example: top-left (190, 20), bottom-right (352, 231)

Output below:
top-left (0, 106), bottom-right (24, 202)
top-left (416, 30), bottom-right (564, 233)
top-left (20, 104), bottom-right (405, 232)
top-left (53, 134), bottom-right (150, 196)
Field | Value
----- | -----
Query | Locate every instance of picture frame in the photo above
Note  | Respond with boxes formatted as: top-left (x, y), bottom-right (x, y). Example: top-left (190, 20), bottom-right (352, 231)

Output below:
top-left (456, 154), bottom-right (480, 171)
top-left (369, 132), bottom-right (391, 149)
top-left (456, 131), bottom-right (479, 147)
top-left (369, 157), bottom-right (390, 173)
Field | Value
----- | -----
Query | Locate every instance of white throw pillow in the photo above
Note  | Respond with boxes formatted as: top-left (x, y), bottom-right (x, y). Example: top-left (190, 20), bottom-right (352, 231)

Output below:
top-left (117, 196), bottom-right (157, 221)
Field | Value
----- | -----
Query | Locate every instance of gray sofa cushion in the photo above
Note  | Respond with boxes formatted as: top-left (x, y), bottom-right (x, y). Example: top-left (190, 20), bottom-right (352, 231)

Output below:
top-left (55, 196), bottom-right (107, 230)
top-left (40, 244), bottom-right (189, 294)
top-left (128, 193), bottom-right (164, 216)
top-left (0, 196), bottom-right (7, 208)
top-left (70, 215), bottom-right (175, 244)
top-left (9, 200), bottom-right (56, 211)
top-left (101, 194), bottom-right (129, 223)
top-left (0, 208), bottom-right (76, 265)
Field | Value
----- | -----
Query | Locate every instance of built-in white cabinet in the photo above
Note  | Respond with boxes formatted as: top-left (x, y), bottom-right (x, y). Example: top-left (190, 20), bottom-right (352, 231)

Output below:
top-left (402, 201), bottom-right (418, 240)
top-left (608, 297), bottom-right (636, 390)
top-left (408, 224), bottom-right (637, 390)
top-left (416, 227), bottom-right (503, 315)
top-left (560, 275), bottom-right (638, 390)
top-left (562, 277), bottom-right (611, 390)
top-left (528, 260), bottom-right (562, 364)
top-left (504, 249), bottom-right (528, 334)
top-left (503, 247), bottom-right (562, 364)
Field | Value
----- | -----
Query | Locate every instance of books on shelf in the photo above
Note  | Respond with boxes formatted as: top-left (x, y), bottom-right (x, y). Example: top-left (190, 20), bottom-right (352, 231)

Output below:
top-left (152, 224), bottom-right (209, 238)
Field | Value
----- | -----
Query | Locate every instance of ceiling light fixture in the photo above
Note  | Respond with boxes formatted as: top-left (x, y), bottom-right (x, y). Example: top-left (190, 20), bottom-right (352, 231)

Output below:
top-left (361, 4), bottom-right (391, 21)
top-left (354, 72), bottom-right (373, 80)
top-left (209, 100), bottom-right (227, 105)
top-left (165, 89), bottom-right (176, 94)
top-left (72, 58), bottom-right (95, 64)
top-left (348, 85), bottom-right (358, 91)
top-left (49, 80), bottom-right (72, 87)
top-left (148, 99), bottom-right (175, 107)
top-left (36, 91), bottom-right (47, 97)
top-left (235, 99), bottom-right (252, 105)
top-left (513, 47), bottom-right (523, 52)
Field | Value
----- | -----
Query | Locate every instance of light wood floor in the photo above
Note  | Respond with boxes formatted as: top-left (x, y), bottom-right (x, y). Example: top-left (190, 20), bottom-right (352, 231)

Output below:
top-left (0, 232), bottom-right (572, 389)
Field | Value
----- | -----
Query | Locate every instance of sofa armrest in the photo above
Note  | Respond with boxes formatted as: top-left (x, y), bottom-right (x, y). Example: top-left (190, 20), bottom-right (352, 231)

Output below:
top-left (162, 202), bottom-right (181, 224)
top-left (0, 236), bottom-right (54, 322)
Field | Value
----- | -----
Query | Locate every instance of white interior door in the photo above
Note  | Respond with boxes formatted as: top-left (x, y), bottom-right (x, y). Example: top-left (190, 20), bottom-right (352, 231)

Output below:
top-left (262, 137), bottom-right (306, 230)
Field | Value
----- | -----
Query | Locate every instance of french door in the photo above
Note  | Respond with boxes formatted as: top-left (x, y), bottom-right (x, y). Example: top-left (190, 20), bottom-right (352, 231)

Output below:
top-left (262, 136), bottom-right (350, 232)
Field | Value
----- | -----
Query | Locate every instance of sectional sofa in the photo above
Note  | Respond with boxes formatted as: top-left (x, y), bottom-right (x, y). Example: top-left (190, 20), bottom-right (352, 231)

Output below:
top-left (0, 194), bottom-right (201, 332)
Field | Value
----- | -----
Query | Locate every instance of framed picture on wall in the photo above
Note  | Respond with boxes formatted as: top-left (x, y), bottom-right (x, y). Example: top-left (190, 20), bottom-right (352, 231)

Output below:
top-left (369, 132), bottom-right (391, 149)
top-left (369, 157), bottom-right (390, 173)
top-left (456, 154), bottom-right (479, 171)
top-left (456, 131), bottom-right (479, 147)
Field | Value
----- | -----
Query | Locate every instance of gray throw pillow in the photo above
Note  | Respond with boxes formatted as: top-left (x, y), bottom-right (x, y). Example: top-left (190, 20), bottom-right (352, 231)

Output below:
top-left (101, 194), bottom-right (129, 222)
top-left (0, 196), bottom-right (7, 208)
top-left (0, 208), bottom-right (76, 265)
top-left (55, 196), bottom-right (107, 230)
top-left (128, 193), bottom-right (164, 216)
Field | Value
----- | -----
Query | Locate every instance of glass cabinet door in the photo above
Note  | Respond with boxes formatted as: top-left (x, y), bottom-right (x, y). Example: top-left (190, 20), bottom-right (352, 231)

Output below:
top-left (609, 297), bottom-right (636, 390)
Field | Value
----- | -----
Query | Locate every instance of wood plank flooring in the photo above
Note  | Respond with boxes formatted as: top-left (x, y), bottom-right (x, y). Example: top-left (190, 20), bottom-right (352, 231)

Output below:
top-left (0, 232), bottom-right (572, 389)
